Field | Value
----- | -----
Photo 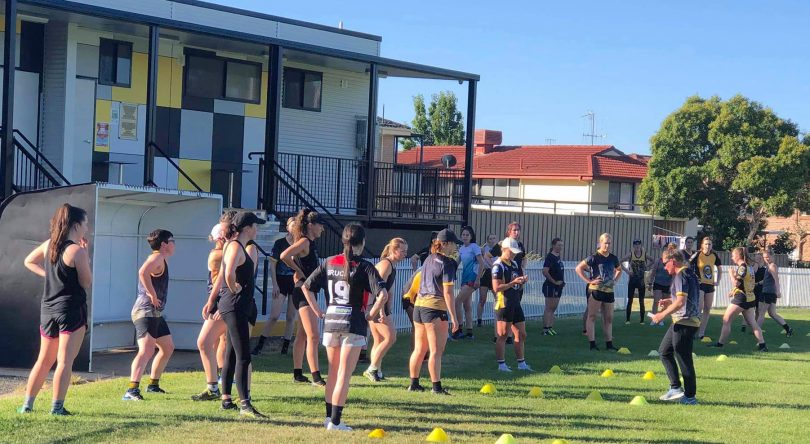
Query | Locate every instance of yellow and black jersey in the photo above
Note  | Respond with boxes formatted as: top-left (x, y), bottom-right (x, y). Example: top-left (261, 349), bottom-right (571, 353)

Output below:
top-left (492, 258), bottom-right (524, 310)
top-left (693, 251), bottom-right (721, 285)
top-left (403, 269), bottom-right (421, 304)
top-left (733, 264), bottom-right (756, 303)
top-left (628, 251), bottom-right (648, 281)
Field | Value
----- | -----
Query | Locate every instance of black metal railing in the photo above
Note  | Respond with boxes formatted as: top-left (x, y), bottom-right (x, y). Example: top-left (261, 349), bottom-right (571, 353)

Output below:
top-left (146, 142), bottom-right (203, 192)
top-left (13, 129), bottom-right (70, 187)
top-left (276, 152), bottom-right (367, 215)
top-left (373, 163), bottom-right (465, 221)
top-left (1, 127), bottom-right (70, 193)
top-left (250, 241), bottom-right (272, 316)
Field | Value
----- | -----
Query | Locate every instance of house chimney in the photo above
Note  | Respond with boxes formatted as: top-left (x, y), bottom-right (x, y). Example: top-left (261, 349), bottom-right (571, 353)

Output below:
top-left (474, 129), bottom-right (502, 155)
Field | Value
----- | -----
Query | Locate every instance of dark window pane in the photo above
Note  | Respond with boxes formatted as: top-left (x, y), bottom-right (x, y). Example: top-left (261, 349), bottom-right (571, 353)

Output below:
top-left (116, 43), bottom-right (131, 85)
top-left (225, 61), bottom-right (261, 102)
top-left (608, 181), bottom-right (620, 203)
top-left (283, 68), bottom-right (303, 108)
top-left (186, 55), bottom-right (224, 99)
top-left (99, 40), bottom-right (115, 84)
top-left (303, 72), bottom-right (322, 110)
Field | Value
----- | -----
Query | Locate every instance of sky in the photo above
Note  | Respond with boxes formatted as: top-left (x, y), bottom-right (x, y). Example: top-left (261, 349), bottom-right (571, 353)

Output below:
top-left (220, 0), bottom-right (810, 154)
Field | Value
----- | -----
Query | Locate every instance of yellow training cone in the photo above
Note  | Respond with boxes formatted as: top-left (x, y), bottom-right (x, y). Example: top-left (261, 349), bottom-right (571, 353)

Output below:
top-left (494, 434), bottom-right (517, 444)
top-left (528, 387), bottom-right (543, 398)
top-left (551, 440), bottom-right (569, 444)
top-left (648, 350), bottom-right (659, 357)
top-left (617, 347), bottom-right (631, 355)
top-left (642, 371), bottom-right (656, 380)
top-left (729, 340), bottom-right (738, 345)
top-left (629, 395), bottom-right (649, 406)
top-left (700, 336), bottom-right (712, 343)
top-left (549, 365), bottom-right (563, 374)
top-left (601, 369), bottom-right (615, 378)
top-left (426, 427), bottom-right (449, 442)
top-left (368, 429), bottom-right (386, 439)
top-left (586, 390), bottom-right (603, 401)
top-left (780, 343), bottom-right (791, 349)
top-left (716, 354), bottom-right (728, 362)
top-left (480, 383), bottom-right (497, 394)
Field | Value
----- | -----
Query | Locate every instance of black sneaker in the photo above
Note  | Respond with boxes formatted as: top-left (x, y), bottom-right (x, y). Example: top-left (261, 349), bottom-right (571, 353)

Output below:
top-left (786, 327), bottom-right (794, 338)
top-left (605, 345), bottom-right (620, 352)
top-left (122, 388), bottom-right (144, 401)
top-left (757, 344), bottom-right (769, 352)
top-left (465, 332), bottom-right (475, 340)
top-left (407, 384), bottom-right (426, 392)
top-left (590, 345), bottom-right (600, 351)
top-left (146, 385), bottom-right (166, 393)
top-left (221, 399), bottom-right (238, 410)
top-left (708, 343), bottom-right (724, 348)
top-left (741, 325), bottom-right (746, 333)
top-left (476, 319), bottom-right (482, 327)
top-left (239, 403), bottom-right (267, 419)
top-left (363, 369), bottom-right (381, 382)
top-left (50, 406), bottom-right (72, 416)
top-left (293, 374), bottom-right (311, 384)
top-left (431, 388), bottom-right (451, 396)
top-left (191, 389), bottom-right (221, 401)
top-left (450, 330), bottom-right (464, 340)
top-left (312, 379), bottom-right (327, 388)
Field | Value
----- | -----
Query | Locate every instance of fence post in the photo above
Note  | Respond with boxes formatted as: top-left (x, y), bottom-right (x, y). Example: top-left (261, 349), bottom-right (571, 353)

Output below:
top-left (336, 158), bottom-right (342, 215)
top-left (785, 268), bottom-right (791, 307)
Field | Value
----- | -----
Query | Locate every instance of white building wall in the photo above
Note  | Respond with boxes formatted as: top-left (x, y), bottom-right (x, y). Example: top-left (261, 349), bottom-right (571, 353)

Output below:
top-left (521, 179), bottom-right (591, 214)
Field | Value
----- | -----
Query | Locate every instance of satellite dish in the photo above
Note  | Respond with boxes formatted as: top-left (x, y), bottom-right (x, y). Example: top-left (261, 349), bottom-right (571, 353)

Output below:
top-left (441, 154), bottom-right (457, 169)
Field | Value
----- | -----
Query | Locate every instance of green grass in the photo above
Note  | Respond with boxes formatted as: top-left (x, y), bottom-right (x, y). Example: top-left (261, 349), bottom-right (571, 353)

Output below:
top-left (2, 309), bottom-right (810, 443)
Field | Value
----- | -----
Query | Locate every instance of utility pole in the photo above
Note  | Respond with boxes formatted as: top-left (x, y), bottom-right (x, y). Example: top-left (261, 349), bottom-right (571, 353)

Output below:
top-left (582, 111), bottom-right (605, 145)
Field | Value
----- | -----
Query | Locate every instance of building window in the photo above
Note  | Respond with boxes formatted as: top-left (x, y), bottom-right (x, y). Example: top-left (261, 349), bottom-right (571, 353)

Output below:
top-left (98, 39), bottom-right (132, 87)
top-left (608, 181), bottom-right (636, 210)
top-left (474, 179), bottom-right (520, 203)
top-left (184, 51), bottom-right (262, 103)
top-left (283, 67), bottom-right (322, 111)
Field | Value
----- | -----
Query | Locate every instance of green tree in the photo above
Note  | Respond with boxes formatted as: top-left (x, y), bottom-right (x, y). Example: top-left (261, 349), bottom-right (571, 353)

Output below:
top-left (770, 232), bottom-right (796, 255)
top-left (639, 95), bottom-right (810, 247)
top-left (401, 91), bottom-right (464, 150)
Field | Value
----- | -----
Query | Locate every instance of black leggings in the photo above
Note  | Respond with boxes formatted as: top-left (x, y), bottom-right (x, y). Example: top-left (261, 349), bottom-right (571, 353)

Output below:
top-left (222, 310), bottom-right (251, 401)
top-left (658, 323), bottom-right (697, 398)
top-left (626, 279), bottom-right (646, 322)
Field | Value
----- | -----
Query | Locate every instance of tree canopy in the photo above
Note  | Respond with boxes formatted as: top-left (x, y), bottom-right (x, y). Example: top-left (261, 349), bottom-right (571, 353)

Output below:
top-left (402, 91), bottom-right (464, 149)
top-left (639, 95), bottom-right (810, 249)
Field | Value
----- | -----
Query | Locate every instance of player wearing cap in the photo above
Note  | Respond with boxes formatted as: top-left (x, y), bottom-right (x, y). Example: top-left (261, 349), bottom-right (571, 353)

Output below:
top-left (620, 240), bottom-right (653, 324)
top-left (407, 229), bottom-right (459, 395)
top-left (493, 237), bottom-right (532, 372)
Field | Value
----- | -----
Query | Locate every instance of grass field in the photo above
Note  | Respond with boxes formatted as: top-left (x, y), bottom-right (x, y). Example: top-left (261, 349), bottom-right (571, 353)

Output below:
top-left (2, 309), bottom-right (809, 443)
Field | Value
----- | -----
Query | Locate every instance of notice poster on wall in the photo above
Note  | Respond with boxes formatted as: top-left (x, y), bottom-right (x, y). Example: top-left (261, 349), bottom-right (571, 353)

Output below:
top-left (119, 103), bottom-right (138, 140)
top-left (95, 122), bottom-right (109, 147)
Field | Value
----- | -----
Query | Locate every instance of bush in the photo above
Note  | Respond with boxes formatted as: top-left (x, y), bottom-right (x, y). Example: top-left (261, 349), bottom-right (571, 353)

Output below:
top-left (771, 232), bottom-right (796, 255)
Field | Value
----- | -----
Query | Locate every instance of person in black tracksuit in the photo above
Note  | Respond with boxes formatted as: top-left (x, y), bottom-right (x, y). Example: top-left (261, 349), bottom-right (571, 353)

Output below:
top-left (20, 204), bottom-right (92, 416)
top-left (204, 211), bottom-right (266, 418)
top-left (303, 224), bottom-right (388, 431)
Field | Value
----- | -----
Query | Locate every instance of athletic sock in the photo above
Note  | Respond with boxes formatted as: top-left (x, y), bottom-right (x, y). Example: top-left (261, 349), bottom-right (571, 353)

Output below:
top-left (367, 365), bottom-right (378, 372)
top-left (589, 340), bottom-right (597, 348)
top-left (325, 402), bottom-right (332, 418)
top-left (330, 405), bottom-right (344, 426)
top-left (783, 323), bottom-right (791, 332)
top-left (148, 378), bottom-right (159, 387)
top-left (466, 328), bottom-right (473, 335)
top-left (128, 381), bottom-right (140, 390)
top-left (312, 371), bottom-right (324, 382)
top-left (497, 360), bottom-right (505, 365)
top-left (758, 342), bottom-right (767, 350)
top-left (207, 382), bottom-right (219, 392)
top-left (51, 400), bottom-right (64, 412)
top-left (23, 395), bottom-right (36, 410)
top-left (410, 377), bottom-right (420, 387)
top-left (477, 319), bottom-right (482, 327)
top-left (293, 368), bottom-right (303, 378)
top-left (517, 358), bottom-right (525, 364)
top-left (432, 381), bottom-right (443, 392)
top-left (606, 341), bottom-right (614, 349)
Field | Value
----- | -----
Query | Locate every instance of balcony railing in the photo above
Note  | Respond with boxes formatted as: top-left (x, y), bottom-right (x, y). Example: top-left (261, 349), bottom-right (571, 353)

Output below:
top-left (471, 195), bottom-right (656, 217)
top-left (373, 163), bottom-right (464, 221)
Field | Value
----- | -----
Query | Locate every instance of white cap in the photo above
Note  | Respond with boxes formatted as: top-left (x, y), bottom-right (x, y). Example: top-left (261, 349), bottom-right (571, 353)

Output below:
top-left (210, 223), bottom-right (223, 242)
top-left (502, 237), bottom-right (522, 254)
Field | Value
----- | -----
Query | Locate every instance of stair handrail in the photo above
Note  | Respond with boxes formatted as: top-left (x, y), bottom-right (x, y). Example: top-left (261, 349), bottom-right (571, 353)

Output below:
top-left (11, 129), bottom-right (70, 185)
top-left (11, 138), bottom-right (63, 187)
top-left (146, 141), bottom-right (203, 192)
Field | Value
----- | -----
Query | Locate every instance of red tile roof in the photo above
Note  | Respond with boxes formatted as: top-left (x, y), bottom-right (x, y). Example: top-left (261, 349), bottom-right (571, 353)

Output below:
top-left (396, 143), bottom-right (648, 181)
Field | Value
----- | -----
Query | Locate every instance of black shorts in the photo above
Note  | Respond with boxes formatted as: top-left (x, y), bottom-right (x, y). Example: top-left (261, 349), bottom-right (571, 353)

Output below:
top-left (402, 296), bottom-right (414, 311)
top-left (590, 290), bottom-right (615, 304)
top-left (496, 304), bottom-right (525, 323)
top-left (699, 283), bottom-right (715, 294)
top-left (133, 316), bottom-right (171, 339)
top-left (412, 306), bottom-right (448, 324)
top-left (480, 269), bottom-right (492, 289)
top-left (653, 283), bottom-right (670, 293)
top-left (730, 294), bottom-right (757, 310)
top-left (292, 287), bottom-right (310, 309)
top-left (628, 278), bottom-right (646, 290)
top-left (759, 292), bottom-right (777, 305)
top-left (542, 281), bottom-right (563, 298)
top-left (276, 275), bottom-right (295, 296)
top-left (40, 304), bottom-right (87, 338)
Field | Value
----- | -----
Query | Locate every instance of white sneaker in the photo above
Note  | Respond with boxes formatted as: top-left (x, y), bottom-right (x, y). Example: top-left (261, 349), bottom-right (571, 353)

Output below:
top-left (650, 320), bottom-right (658, 326)
top-left (324, 417), bottom-right (331, 428)
top-left (327, 421), bottom-right (353, 431)
top-left (517, 362), bottom-right (534, 372)
top-left (498, 363), bottom-right (512, 372)
top-left (659, 387), bottom-right (685, 401)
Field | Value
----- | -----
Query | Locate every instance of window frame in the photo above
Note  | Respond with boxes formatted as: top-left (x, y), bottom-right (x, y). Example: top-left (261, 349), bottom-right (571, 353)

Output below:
top-left (98, 38), bottom-right (133, 88)
top-left (183, 49), bottom-right (263, 104)
top-left (608, 181), bottom-right (636, 210)
top-left (282, 67), bottom-right (323, 112)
